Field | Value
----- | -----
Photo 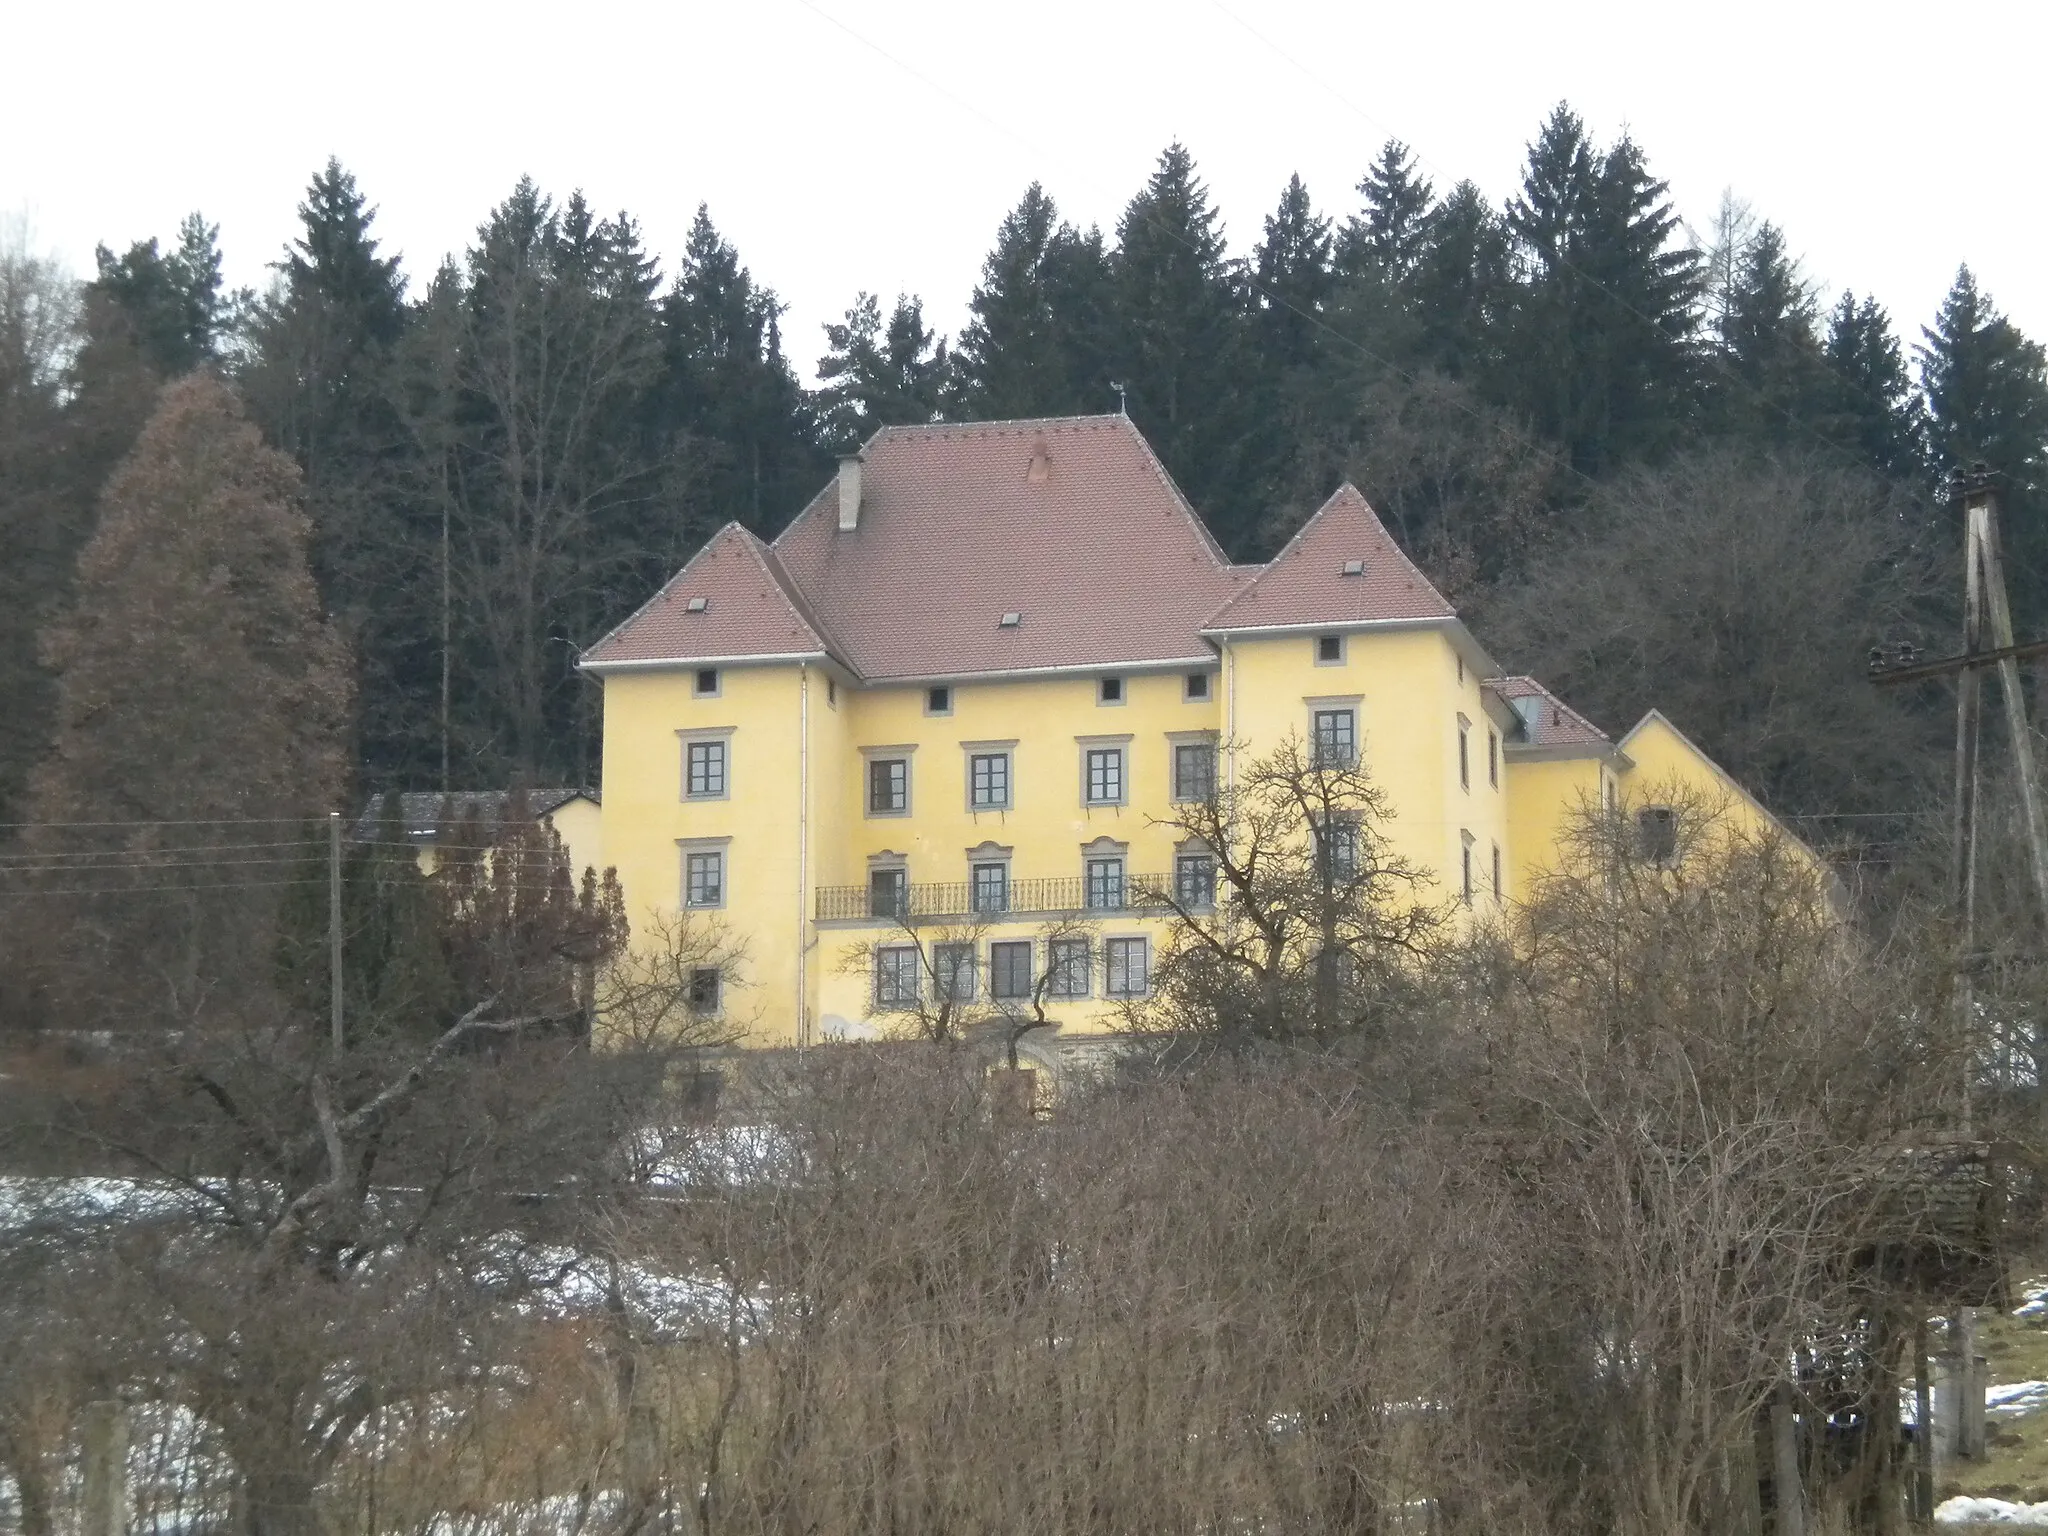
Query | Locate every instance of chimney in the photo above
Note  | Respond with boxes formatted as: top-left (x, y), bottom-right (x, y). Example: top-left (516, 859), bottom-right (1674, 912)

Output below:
top-left (837, 455), bottom-right (863, 531)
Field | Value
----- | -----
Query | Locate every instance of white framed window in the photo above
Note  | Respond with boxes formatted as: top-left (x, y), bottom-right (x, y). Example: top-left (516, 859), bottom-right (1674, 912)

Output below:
top-left (1047, 938), bottom-right (1091, 999)
top-left (1315, 634), bottom-right (1345, 665)
top-left (1099, 676), bottom-right (1125, 705)
top-left (1085, 747), bottom-right (1124, 805)
top-left (1175, 851), bottom-right (1217, 909)
top-left (683, 847), bottom-right (725, 908)
top-left (925, 685), bottom-right (952, 716)
top-left (686, 739), bottom-right (727, 799)
top-left (990, 940), bottom-right (1033, 1001)
top-left (969, 751), bottom-right (1012, 810)
top-left (693, 667), bottom-right (720, 697)
top-left (934, 942), bottom-right (977, 1003)
top-left (1171, 739), bottom-right (1217, 802)
top-left (971, 861), bottom-right (1009, 914)
top-left (868, 757), bottom-right (909, 815)
top-left (874, 946), bottom-right (921, 1008)
top-left (1105, 937), bottom-right (1150, 998)
top-left (688, 967), bottom-right (722, 1015)
top-left (1185, 671), bottom-right (1211, 701)
top-left (1085, 856), bottom-right (1126, 910)
top-left (1312, 707), bottom-right (1357, 768)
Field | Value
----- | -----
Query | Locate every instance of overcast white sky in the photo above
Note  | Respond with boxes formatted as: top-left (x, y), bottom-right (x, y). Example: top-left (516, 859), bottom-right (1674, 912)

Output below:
top-left (5, 0), bottom-right (2042, 385)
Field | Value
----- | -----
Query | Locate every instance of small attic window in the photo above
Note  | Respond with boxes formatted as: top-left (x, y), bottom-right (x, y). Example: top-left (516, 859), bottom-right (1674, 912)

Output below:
top-left (686, 596), bottom-right (709, 613)
top-left (999, 612), bottom-right (1022, 628)
top-left (694, 668), bottom-right (720, 697)
top-left (1340, 560), bottom-right (1365, 577)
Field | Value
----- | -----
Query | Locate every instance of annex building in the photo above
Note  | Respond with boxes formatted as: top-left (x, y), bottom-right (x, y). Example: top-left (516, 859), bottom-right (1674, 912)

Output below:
top-left (580, 415), bottom-right (1799, 1069)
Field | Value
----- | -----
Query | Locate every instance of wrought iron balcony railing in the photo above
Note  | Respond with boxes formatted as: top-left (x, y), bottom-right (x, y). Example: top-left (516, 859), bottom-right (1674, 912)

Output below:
top-left (815, 874), bottom-right (1175, 923)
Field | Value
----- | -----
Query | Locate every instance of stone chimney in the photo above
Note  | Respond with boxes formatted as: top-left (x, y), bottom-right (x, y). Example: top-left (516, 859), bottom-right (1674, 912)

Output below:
top-left (837, 455), bottom-right (862, 531)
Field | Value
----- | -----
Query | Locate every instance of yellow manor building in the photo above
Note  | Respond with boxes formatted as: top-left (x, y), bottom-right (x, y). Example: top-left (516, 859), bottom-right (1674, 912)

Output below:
top-left (580, 415), bottom-right (1801, 1069)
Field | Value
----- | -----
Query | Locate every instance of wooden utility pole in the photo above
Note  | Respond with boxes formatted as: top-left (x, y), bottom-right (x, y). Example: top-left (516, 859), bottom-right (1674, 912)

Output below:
top-left (329, 809), bottom-right (345, 1053)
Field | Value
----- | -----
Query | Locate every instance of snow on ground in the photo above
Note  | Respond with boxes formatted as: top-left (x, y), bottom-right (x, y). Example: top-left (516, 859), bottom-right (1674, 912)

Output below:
top-left (1940, 1495), bottom-right (2048, 1525)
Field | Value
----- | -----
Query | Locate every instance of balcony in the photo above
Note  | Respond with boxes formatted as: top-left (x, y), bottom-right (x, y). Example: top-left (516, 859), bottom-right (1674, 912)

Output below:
top-left (815, 874), bottom-right (1174, 923)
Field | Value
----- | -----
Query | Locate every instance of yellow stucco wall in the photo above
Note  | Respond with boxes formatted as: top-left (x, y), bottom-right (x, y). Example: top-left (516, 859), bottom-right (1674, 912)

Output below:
top-left (548, 797), bottom-right (605, 888)
top-left (1500, 755), bottom-right (1607, 901)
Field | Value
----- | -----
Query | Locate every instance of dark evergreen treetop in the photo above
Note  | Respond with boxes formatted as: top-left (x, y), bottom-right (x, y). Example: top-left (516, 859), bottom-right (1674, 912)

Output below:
top-left (284, 158), bottom-right (406, 349)
top-left (1823, 292), bottom-right (1921, 479)
top-left (89, 213), bottom-right (226, 375)
top-left (1251, 174), bottom-right (1333, 372)
top-left (1339, 140), bottom-right (1435, 284)
top-left (956, 183), bottom-right (1116, 421)
top-left (814, 291), bottom-right (950, 452)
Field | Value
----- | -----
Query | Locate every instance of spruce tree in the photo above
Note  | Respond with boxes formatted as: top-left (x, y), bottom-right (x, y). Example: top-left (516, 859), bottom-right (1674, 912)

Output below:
top-left (814, 291), bottom-right (950, 451)
top-left (88, 213), bottom-right (226, 375)
top-left (657, 204), bottom-right (819, 533)
top-left (1918, 267), bottom-right (2048, 623)
top-left (1337, 140), bottom-right (1434, 284)
top-left (1251, 174), bottom-right (1333, 371)
top-left (1111, 143), bottom-right (1253, 546)
top-left (1502, 105), bottom-right (1702, 472)
top-left (1822, 293), bottom-right (1920, 477)
top-left (1709, 221), bottom-right (1831, 445)
top-left (956, 184), bottom-right (1115, 420)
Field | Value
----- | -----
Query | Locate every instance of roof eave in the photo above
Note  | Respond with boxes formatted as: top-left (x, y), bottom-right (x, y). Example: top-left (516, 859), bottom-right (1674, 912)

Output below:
top-left (579, 649), bottom-right (834, 675)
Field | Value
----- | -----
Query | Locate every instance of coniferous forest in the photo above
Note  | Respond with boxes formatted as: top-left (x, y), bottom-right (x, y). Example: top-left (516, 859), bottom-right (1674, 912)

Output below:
top-left (5, 104), bottom-right (2046, 835)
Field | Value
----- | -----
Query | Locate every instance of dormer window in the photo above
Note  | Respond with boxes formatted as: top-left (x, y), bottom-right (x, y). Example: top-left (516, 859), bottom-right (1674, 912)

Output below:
top-left (694, 668), bottom-right (719, 697)
top-left (1340, 560), bottom-right (1365, 577)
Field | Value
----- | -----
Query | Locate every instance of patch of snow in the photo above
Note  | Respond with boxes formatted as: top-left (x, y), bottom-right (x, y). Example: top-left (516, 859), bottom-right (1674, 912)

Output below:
top-left (2014, 1278), bottom-right (2048, 1321)
top-left (1990, 1381), bottom-right (2048, 1418)
top-left (1938, 1495), bottom-right (2048, 1526)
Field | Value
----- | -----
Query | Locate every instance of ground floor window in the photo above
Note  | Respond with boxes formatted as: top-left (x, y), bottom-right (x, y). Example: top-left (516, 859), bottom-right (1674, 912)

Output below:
top-left (875, 945), bottom-right (921, 1008)
top-left (990, 940), bottom-right (1033, 1000)
top-left (1105, 937), bottom-right (1149, 998)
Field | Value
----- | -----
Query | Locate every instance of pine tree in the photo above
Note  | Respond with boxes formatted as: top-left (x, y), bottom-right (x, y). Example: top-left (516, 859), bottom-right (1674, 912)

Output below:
top-left (657, 204), bottom-right (819, 533)
top-left (1709, 221), bottom-right (1831, 445)
top-left (956, 184), bottom-right (1116, 419)
top-left (1111, 143), bottom-right (1253, 546)
top-left (16, 375), bottom-right (351, 1026)
top-left (814, 291), bottom-right (950, 451)
top-left (1822, 293), bottom-right (1920, 478)
top-left (1918, 267), bottom-right (2048, 623)
top-left (1337, 141), bottom-right (1434, 284)
top-left (88, 213), bottom-right (225, 375)
top-left (1502, 105), bottom-right (1702, 472)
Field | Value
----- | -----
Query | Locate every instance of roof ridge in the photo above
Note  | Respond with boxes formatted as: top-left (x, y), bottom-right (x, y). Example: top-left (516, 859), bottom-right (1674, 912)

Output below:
top-left (1108, 415), bottom-right (1233, 570)
top-left (865, 413), bottom-right (1129, 443)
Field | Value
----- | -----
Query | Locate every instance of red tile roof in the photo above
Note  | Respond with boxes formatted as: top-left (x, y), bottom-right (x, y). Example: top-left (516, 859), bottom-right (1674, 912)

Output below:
top-left (586, 422), bottom-right (1468, 680)
top-left (1488, 676), bottom-right (1613, 751)
top-left (1202, 484), bottom-right (1455, 633)
top-left (771, 416), bottom-right (1241, 680)
top-left (583, 522), bottom-right (834, 668)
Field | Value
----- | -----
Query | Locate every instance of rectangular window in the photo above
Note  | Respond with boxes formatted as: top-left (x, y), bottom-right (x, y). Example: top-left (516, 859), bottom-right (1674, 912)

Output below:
top-left (1458, 722), bottom-right (1470, 791)
top-left (934, 942), bottom-right (976, 1003)
top-left (869, 866), bottom-right (908, 919)
top-left (969, 751), bottom-right (1011, 810)
top-left (1185, 672), bottom-right (1210, 701)
top-left (1316, 634), bottom-right (1343, 664)
top-left (1085, 857), bottom-right (1126, 910)
top-left (1175, 852), bottom-right (1217, 909)
top-left (1460, 839), bottom-right (1474, 905)
top-left (1047, 939), bottom-right (1091, 999)
top-left (1085, 747), bottom-right (1124, 805)
top-left (1488, 729), bottom-right (1499, 788)
top-left (1099, 676), bottom-right (1123, 704)
top-left (1106, 937), bottom-right (1149, 998)
top-left (971, 861), bottom-right (1009, 914)
top-left (1312, 708), bottom-right (1356, 768)
top-left (684, 849), bottom-right (724, 908)
top-left (874, 946), bottom-right (921, 1008)
top-left (688, 967), bottom-right (722, 1015)
top-left (1636, 806), bottom-right (1679, 864)
top-left (694, 668), bottom-right (719, 696)
top-left (1491, 842), bottom-right (1502, 900)
top-left (1317, 821), bottom-right (1358, 884)
top-left (990, 940), bottom-right (1033, 1001)
top-left (1173, 741), bottom-right (1216, 802)
top-left (686, 739), bottom-right (727, 798)
top-left (926, 685), bottom-right (952, 715)
top-left (868, 757), bottom-right (908, 815)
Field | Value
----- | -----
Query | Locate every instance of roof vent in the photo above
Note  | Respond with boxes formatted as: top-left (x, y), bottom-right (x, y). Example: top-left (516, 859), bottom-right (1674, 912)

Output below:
top-left (685, 597), bottom-right (709, 613)
top-left (998, 612), bottom-right (1022, 628)
top-left (837, 454), bottom-right (862, 532)
top-left (1340, 560), bottom-right (1366, 577)
top-left (1027, 443), bottom-right (1051, 484)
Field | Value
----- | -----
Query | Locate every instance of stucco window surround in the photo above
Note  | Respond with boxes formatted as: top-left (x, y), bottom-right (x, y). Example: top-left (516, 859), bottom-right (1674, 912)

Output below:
top-left (678, 835), bottom-right (732, 910)
top-left (925, 685), bottom-right (953, 717)
top-left (961, 739), bottom-right (1019, 813)
top-left (1314, 633), bottom-right (1347, 667)
top-left (1081, 833), bottom-right (1129, 911)
top-left (1184, 670), bottom-right (1214, 702)
top-left (1077, 733), bottom-right (1134, 809)
top-left (693, 667), bottom-right (721, 698)
top-left (1098, 675), bottom-right (1126, 706)
top-left (874, 945), bottom-right (922, 1009)
top-left (1174, 836), bottom-right (1218, 910)
top-left (867, 850), bottom-right (909, 920)
top-left (1105, 935), bottom-right (1151, 998)
top-left (1304, 695), bottom-right (1364, 769)
top-left (1457, 712), bottom-right (1472, 793)
top-left (1459, 829), bottom-right (1476, 906)
top-left (1046, 937), bottom-right (1092, 999)
top-left (678, 725), bottom-right (736, 802)
top-left (860, 743), bottom-right (917, 818)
